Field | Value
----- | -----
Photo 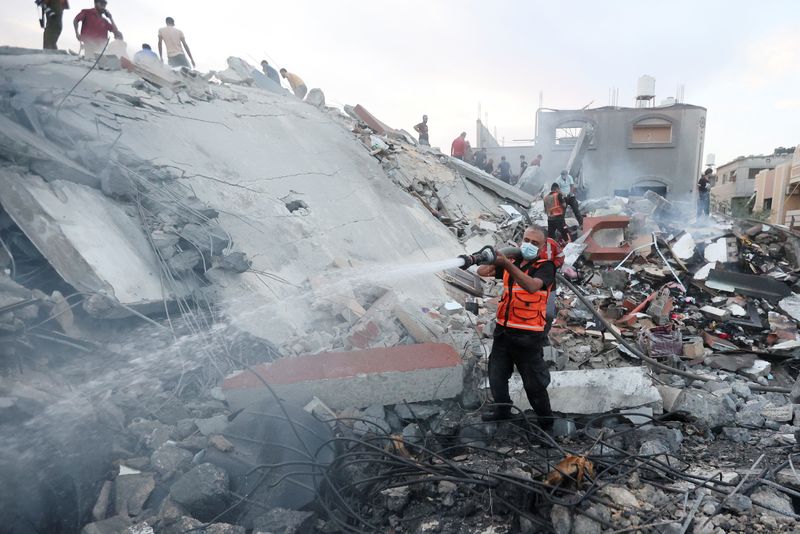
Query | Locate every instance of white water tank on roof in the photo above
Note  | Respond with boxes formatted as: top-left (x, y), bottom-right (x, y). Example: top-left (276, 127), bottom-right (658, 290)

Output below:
top-left (636, 75), bottom-right (656, 98)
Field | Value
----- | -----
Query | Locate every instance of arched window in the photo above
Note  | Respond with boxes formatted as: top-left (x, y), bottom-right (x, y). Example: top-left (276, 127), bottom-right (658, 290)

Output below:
top-left (631, 117), bottom-right (673, 144)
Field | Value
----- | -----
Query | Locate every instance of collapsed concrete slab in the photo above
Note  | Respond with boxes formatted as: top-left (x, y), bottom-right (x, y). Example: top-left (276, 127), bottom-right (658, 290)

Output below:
top-left (509, 366), bottom-right (662, 414)
top-left (0, 169), bottom-right (174, 318)
top-left (447, 157), bottom-right (535, 207)
top-left (221, 343), bottom-right (464, 411)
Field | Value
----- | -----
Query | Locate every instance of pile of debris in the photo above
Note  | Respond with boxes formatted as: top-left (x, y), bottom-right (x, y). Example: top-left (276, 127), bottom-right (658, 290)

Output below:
top-left (4, 47), bottom-right (800, 534)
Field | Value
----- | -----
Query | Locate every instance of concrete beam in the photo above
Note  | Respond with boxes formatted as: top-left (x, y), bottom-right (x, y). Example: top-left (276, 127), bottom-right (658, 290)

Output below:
top-left (509, 366), bottom-right (662, 414)
top-left (447, 157), bottom-right (535, 207)
top-left (222, 343), bottom-right (464, 411)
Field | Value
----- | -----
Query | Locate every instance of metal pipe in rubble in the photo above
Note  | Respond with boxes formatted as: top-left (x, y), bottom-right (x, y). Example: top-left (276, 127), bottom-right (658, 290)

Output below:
top-left (555, 273), bottom-right (790, 394)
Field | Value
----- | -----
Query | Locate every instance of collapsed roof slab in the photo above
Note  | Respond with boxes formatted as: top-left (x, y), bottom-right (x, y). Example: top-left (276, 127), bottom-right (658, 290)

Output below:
top-left (221, 343), bottom-right (464, 411)
top-left (1, 51), bottom-right (465, 342)
top-left (0, 169), bottom-right (175, 318)
top-left (447, 156), bottom-right (535, 207)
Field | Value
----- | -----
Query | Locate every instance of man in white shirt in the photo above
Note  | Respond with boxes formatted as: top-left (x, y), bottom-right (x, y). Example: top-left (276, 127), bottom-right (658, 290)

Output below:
top-left (555, 170), bottom-right (583, 226)
top-left (158, 16), bottom-right (195, 68)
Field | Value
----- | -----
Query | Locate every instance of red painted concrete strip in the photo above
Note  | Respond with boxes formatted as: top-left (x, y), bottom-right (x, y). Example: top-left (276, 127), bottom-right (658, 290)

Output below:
top-left (223, 343), bottom-right (461, 389)
top-left (353, 104), bottom-right (394, 136)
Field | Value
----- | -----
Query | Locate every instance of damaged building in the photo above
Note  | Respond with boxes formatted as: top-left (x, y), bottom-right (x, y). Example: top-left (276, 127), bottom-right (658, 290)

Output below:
top-left (476, 76), bottom-right (707, 200)
top-left (3, 47), bottom-right (800, 534)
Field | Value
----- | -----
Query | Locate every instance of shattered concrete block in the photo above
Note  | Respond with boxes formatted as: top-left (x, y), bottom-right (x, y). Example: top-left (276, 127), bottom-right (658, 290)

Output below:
top-left (252, 508), bottom-right (315, 534)
top-left (100, 167), bottom-right (136, 200)
top-left (114, 473), bottom-right (155, 516)
top-left (381, 486), bottom-right (411, 512)
top-left (214, 252), bottom-right (251, 273)
top-left (510, 366), bottom-right (662, 414)
top-left (222, 343), bottom-right (464, 411)
top-left (671, 388), bottom-right (736, 429)
top-left (740, 359), bottom-right (771, 381)
top-left (150, 443), bottom-right (193, 478)
top-left (169, 463), bottom-right (230, 522)
top-left (167, 249), bottom-right (201, 274)
top-left (179, 222), bottom-right (230, 255)
top-left (761, 404), bottom-right (793, 423)
top-left (81, 515), bottom-right (132, 534)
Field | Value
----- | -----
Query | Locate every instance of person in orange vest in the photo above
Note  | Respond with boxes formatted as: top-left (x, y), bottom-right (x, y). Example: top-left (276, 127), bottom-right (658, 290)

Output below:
top-left (543, 182), bottom-right (569, 241)
top-left (476, 226), bottom-right (559, 428)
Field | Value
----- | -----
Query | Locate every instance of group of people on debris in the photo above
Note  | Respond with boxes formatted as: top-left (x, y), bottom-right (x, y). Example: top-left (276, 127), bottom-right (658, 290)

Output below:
top-left (38, 0), bottom-right (309, 99)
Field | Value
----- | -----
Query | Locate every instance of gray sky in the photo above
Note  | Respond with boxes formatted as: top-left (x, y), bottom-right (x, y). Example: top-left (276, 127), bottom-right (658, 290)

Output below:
top-left (3, 0), bottom-right (799, 166)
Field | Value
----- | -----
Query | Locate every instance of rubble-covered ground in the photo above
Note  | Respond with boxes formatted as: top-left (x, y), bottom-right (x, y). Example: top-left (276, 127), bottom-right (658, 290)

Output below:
top-left (3, 48), bottom-right (800, 534)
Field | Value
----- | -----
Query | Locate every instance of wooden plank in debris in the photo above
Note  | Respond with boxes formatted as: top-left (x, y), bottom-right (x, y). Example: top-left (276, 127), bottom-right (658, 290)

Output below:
top-left (447, 156), bottom-right (535, 207)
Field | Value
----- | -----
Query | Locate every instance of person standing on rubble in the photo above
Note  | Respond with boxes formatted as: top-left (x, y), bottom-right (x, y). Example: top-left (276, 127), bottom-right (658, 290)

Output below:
top-left (260, 60), bottom-right (281, 84)
top-left (555, 170), bottom-right (583, 227)
top-left (280, 68), bottom-right (308, 99)
top-left (531, 154), bottom-right (543, 167)
top-left (484, 158), bottom-right (495, 175)
top-left (477, 226), bottom-right (559, 429)
top-left (697, 168), bottom-right (713, 218)
top-left (41, 0), bottom-right (70, 50)
top-left (519, 155), bottom-right (528, 178)
top-left (474, 148), bottom-right (487, 169)
top-left (73, 0), bottom-right (121, 59)
top-left (451, 132), bottom-right (467, 160)
top-left (158, 17), bottom-right (195, 68)
top-left (498, 156), bottom-right (513, 183)
top-left (414, 115), bottom-right (430, 146)
top-left (544, 183), bottom-right (569, 241)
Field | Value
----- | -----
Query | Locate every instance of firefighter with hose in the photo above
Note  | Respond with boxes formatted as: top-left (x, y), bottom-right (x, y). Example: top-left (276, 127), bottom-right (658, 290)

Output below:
top-left (474, 226), bottom-right (563, 429)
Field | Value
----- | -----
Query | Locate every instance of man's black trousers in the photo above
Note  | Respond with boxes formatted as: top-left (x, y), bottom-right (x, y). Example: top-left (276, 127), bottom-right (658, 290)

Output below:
top-left (488, 326), bottom-right (553, 422)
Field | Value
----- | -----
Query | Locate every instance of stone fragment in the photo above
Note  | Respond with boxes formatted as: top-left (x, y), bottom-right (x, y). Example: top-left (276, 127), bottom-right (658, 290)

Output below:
top-left (208, 434), bottom-right (234, 452)
top-left (741, 359), bottom-right (771, 381)
top-left (573, 515), bottom-right (602, 534)
top-left (402, 423), bottom-right (424, 445)
top-left (722, 494), bottom-right (752, 514)
top-left (92, 480), bottom-right (112, 521)
top-left (599, 485), bottom-right (640, 509)
top-left (305, 88), bottom-right (326, 108)
top-left (735, 410), bottom-right (765, 428)
top-left (721, 427), bottom-right (751, 443)
top-left (751, 488), bottom-right (794, 517)
top-left (170, 463), bottom-right (230, 522)
top-left (150, 443), bottom-right (193, 478)
top-left (438, 481), bottom-right (457, 507)
top-left (167, 249), bottom-right (201, 274)
top-left (114, 473), bottom-right (155, 516)
top-left (195, 414), bottom-right (228, 436)
top-left (672, 388), bottom-right (735, 429)
top-left (179, 223), bottom-right (230, 255)
top-left (761, 404), bottom-right (793, 423)
top-left (550, 504), bottom-right (572, 534)
top-left (215, 251), bottom-right (251, 273)
top-left (81, 515), bottom-right (132, 534)
top-left (381, 486), bottom-right (410, 512)
top-left (202, 524), bottom-right (246, 534)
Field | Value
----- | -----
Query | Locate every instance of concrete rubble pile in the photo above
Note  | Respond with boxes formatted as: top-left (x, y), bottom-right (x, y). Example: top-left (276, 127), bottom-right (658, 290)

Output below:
top-left (2, 47), bottom-right (800, 533)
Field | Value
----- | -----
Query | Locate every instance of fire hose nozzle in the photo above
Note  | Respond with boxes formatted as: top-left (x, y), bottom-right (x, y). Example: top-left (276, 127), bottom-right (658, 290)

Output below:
top-left (458, 245), bottom-right (498, 270)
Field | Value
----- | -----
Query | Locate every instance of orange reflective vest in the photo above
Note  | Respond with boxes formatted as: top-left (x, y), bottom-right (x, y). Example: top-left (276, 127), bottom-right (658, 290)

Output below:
top-left (496, 259), bottom-right (553, 332)
top-left (543, 192), bottom-right (565, 217)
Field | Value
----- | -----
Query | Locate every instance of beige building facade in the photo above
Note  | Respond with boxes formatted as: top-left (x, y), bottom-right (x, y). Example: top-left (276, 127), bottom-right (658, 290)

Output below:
top-left (752, 145), bottom-right (800, 226)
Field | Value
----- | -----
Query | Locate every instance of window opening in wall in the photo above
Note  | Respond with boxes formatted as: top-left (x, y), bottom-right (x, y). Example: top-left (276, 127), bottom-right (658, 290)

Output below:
top-left (631, 117), bottom-right (672, 144)
top-left (764, 198), bottom-right (773, 211)
top-left (748, 168), bottom-right (764, 179)
top-left (729, 170), bottom-right (737, 183)
top-left (554, 120), bottom-right (593, 146)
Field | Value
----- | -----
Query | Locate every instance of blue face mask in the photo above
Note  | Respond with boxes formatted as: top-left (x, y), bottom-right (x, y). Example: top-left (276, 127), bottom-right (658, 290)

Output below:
top-left (520, 242), bottom-right (539, 260)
